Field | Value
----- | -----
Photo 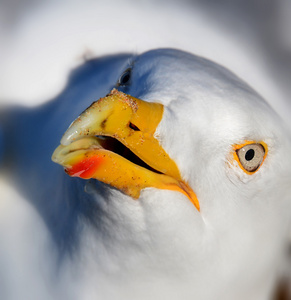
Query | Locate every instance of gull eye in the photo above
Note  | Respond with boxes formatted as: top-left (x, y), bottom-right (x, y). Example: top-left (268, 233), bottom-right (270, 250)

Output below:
top-left (117, 68), bottom-right (131, 86)
top-left (235, 143), bottom-right (266, 173)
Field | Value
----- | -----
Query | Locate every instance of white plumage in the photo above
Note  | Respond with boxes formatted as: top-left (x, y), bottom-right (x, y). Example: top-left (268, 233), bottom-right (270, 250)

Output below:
top-left (1, 48), bottom-right (291, 300)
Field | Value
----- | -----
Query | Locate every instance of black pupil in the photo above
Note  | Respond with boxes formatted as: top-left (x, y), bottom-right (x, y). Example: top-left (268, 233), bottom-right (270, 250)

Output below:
top-left (245, 149), bottom-right (255, 161)
top-left (120, 72), bottom-right (130, 85)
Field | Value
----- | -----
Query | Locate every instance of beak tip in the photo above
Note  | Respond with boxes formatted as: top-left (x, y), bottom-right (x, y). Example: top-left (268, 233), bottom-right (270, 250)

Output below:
top-left (51, 146), bottom-right (62, 164)
top-left (60, 137), bottom-right (69, 146)
top-left (60, 129), bottom-right (77, 146)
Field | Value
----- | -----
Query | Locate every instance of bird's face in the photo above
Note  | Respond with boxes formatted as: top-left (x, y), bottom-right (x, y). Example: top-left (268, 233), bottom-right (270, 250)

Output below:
top-left (52, 49), bottom-right (291, 276)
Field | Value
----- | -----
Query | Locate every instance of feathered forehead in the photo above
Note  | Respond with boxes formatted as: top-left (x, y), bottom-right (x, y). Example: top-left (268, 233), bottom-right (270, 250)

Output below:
top-left (133, 50), bottom-right (272, 108)
top-left (123, 49), bottom-right (285, 150)
top-left (131, 49), bottom-right (261, 103)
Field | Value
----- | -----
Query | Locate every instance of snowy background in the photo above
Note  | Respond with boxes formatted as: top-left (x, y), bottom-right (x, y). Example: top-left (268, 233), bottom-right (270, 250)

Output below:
top-left (0, 0), bottom-right (291, 299)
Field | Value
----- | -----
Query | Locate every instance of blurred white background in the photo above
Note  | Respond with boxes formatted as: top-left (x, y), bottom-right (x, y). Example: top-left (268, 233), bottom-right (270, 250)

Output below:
top-left (0, 0), bottom-right (290, 126)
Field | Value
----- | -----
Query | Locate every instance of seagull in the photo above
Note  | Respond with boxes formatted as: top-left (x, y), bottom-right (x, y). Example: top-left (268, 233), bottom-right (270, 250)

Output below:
top-left (1, 49), bottom-right (291, 300)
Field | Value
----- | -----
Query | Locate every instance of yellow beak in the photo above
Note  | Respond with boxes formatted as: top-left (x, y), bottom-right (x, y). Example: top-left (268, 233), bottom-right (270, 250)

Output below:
top-left (52, 89), bottom-right (200, 211)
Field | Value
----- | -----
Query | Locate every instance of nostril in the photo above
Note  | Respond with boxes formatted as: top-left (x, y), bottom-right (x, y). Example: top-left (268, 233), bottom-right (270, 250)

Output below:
top-left (129, 122), bottom-right (140, 131)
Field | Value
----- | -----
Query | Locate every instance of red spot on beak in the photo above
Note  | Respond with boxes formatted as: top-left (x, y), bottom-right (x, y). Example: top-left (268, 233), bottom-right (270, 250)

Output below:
top-left (65, 156), bottom-right (103, 178)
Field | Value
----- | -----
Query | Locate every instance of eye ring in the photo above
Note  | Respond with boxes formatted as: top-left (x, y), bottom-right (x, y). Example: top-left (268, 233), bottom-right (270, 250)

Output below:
top-left (233, 142), bottom-right (267, 174)
top-left (117, 68), bottom-right (132, 87)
